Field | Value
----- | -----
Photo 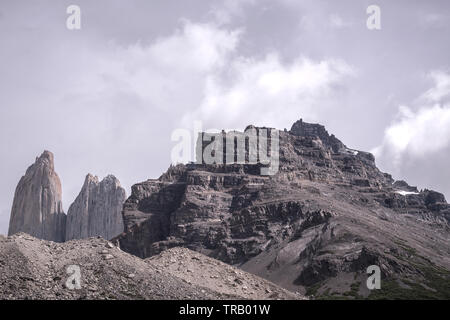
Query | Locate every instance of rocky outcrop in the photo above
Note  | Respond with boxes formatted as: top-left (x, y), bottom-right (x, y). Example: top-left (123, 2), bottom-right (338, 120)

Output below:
top-left (290, 119), bottom-right (345, 153)
top-left (8, 152), bottom-right (126, 243)
top-left (114, 119), bottom-right (450, 299)
top-left (8, 151), bottom-right (66, 242)
top-left (66, 174), bottom-right (126, 241)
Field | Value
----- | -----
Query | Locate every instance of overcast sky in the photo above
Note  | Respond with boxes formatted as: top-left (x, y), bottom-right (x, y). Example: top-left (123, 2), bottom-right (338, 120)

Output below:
top-left (0, 0), bottom-right (449, 235)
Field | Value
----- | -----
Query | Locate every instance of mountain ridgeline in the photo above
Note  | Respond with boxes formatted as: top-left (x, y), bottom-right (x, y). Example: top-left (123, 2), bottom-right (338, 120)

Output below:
top-left (6, 119), bottom-right (450, 299)
top-left (114, 119), bottom-right (450, 299)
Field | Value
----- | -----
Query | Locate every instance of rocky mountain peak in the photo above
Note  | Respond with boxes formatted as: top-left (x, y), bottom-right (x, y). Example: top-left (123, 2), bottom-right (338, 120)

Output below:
top-left (25, 150), bottom-right (55, 175)
top-left (115, 119), bottom-right (450, 299)
top-left (101, 174), bottom-right (122, 188)
top-left (8, 151), bottom-right (66, 242)
top-left (84, 173), bottom-right (99, 184)
top-left (289, 119), bottom-right (346, 153)
top-left (65, 174), bottom-right (126, 241)
top-left (36, 149), bottom-right (54, 164)
top-left (290, 119), bottom-right (327, 136)
top-left (8, 152), bottom-right (127, 243)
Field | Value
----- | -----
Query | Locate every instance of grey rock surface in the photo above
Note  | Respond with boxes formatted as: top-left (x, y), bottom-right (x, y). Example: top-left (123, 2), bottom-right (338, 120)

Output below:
top-left (8, 151), bottom-right (66, 242)
top-left (66, 174), bottom-right (126, 241)
top-left (115, 119), bottom-right (450, 299)
top-left (0, 233), bottom-right (300, 300)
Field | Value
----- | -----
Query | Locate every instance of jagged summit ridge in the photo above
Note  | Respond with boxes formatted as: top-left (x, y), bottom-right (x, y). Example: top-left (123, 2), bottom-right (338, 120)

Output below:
top-left (31, 150), bottom-right (55, 171)
top-left (289, 119), bottom-right (346, 153)
top-left (115, 118), bottom-right (450, 299)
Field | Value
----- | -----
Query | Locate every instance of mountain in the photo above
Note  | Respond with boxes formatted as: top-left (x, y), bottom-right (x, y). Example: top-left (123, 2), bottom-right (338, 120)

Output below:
top-left (8, 151), bottom-right (66, 242)
top-left (114, 119), bottom-right (450, 299)
top-left (0, 233), bottom-right (299, 300)
top-left (66, 174), bottom-right (126, 241)
top-left (8, 152), bottom-right (126, 242)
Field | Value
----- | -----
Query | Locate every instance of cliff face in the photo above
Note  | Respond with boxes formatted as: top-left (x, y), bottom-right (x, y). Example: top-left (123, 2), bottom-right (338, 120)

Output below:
top-left (115, 119), bottom-right (450, 299)
top-left (8, 151), bottom-right (66, 242)
top-left (8, 152), bottom-right (126, 243)
top-left (66, 174), bottom-right (126, 241)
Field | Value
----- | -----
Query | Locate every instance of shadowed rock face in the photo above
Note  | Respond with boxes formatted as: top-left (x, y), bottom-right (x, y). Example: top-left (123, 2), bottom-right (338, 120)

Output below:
top-left (8, 151), bottom-right (66, 242)
top-left (115, 119), bottom-right (450, 299)
top-left (66, 174), bottom-right (126, 241)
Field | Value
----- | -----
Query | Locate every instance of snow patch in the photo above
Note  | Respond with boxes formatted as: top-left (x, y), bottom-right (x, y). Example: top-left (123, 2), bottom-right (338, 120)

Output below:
top-left (395, 190), bottom-right (419, 196)
top-left (341, 148), bottom-right (359, 156)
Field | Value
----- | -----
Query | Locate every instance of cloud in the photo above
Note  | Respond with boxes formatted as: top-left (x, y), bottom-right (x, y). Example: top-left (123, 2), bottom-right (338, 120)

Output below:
top-left (185, 54), bottom-right (354, 130)
top-left (91, 20), bottom-right (354, 160)
top-left (421, 71), bottom-right (450, 102)
top-left (59, 21), bottom-right (241, 110)
top-left (419, 13), bottom-right (447, 28)
top-left (373, 71), bottom-right (450, 166)
top-left (329, 14), bottom-right (352, 29)
top-left (0, 20), bottom-right (242, 216)
top-left (209, 0), bottom-right (257, 25)
top-left (0, 16), bottom-right (355, 224)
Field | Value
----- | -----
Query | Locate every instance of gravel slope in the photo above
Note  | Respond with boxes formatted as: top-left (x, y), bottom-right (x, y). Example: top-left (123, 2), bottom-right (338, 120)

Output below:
top-left (146, 247), bottom-right (301, 300)
top-left (0, 233), bottom-right (301, 300)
